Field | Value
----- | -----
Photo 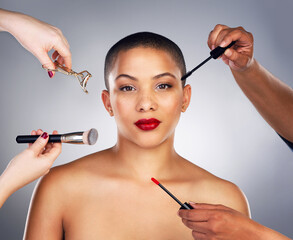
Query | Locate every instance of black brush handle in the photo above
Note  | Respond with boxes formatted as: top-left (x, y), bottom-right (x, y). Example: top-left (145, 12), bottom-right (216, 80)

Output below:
top-left (210, 41), bottom-right (236, 59)
top-left (16, 135), bottom-right (62, 143)
top-left (179, 202), bottom-right (194, 210)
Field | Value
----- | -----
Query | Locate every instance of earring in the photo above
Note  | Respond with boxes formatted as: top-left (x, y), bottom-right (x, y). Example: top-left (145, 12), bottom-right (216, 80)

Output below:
top-left (109, 109), bottom-right (113, 114)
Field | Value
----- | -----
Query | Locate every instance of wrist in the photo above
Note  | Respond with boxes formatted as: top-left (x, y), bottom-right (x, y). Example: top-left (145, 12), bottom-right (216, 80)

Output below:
top-left (248, 219), bottom-right (291, 240)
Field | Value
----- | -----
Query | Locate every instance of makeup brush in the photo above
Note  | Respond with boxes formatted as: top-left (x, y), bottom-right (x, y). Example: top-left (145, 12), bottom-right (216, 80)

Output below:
top-left (151, 178), bottom-right (193, 210)
top-left (16, 128), bottom-right (98, 145)
top-left (181, 41), bottom-right (236, 80)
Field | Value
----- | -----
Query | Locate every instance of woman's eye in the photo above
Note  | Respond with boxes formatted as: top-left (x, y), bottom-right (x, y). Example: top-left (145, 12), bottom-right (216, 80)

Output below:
top-left (119, 86), bottom-right (135, 92)
top-left (157, 84), bottom-right (172, 90)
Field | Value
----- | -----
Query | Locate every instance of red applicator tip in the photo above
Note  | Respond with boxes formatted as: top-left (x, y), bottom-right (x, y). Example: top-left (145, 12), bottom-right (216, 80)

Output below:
top-left (151, 177), bottom-right (160, 185)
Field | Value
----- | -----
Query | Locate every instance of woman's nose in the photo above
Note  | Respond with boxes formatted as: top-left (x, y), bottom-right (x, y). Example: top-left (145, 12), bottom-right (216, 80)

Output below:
top-left (136, 91), bottom-right (158, 112)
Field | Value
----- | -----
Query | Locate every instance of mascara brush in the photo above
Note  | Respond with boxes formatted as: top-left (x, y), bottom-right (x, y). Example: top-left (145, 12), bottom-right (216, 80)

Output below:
top-left (181, 41), bottom-right (236, 80)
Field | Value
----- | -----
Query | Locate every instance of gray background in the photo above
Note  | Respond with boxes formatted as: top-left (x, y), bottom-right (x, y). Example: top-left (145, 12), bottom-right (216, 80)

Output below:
top-left (0, 0), bottom-right (292, 239)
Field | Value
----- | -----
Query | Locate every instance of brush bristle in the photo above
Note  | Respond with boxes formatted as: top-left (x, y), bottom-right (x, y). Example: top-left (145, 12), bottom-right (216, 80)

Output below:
top-left (82, 128), bottom-right (98, 145)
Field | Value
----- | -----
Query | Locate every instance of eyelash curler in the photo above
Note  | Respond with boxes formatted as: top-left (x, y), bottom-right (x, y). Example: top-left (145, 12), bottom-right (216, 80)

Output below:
top-left (43, 61), bottom-right (92, 93)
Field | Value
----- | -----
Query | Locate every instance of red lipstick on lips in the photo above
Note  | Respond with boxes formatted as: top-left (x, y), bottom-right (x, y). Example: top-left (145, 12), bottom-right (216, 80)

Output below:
top-left (135, 118), bottom-right (161, 131)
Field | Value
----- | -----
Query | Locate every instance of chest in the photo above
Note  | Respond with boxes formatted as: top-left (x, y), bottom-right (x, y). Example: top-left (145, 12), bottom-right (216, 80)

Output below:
top-left (61, 183), bottom-right (194, 240)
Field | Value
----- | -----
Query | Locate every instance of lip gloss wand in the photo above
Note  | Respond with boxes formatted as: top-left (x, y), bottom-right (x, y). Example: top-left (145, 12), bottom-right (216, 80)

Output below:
top-left (151, 177), bottom-right (193, 210)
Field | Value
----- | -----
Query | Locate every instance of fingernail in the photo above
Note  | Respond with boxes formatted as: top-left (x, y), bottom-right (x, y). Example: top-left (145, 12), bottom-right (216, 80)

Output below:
top-left (225, 49), bottom-right (232, 57)
top-left (212, 45), bottom-right (215, 50)
top-left (41, 132), bottom-right (48, 139)
top-left (189, 201), bottom-right (196, 205)
top-left (177, 210), bottom-right (180, 216)
top-left (220, 41), bottom-right (226, 47)
top-left (48, 71), bottom-right (53, 78)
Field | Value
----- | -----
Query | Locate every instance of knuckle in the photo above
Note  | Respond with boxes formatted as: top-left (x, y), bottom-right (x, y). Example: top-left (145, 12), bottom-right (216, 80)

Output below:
top-left (215, 24), bottom-right (224, 30)
top-left (25, 148), bottom-right (35, 157)
top-left (209, 220), bottom-right (219, 234)
top-left (237, 26), bottom-right (245, 31)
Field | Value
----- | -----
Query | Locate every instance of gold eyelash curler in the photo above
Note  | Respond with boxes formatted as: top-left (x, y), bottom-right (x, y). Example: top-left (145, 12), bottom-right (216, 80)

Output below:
top-left (43, 61), bottom-right (92, 93)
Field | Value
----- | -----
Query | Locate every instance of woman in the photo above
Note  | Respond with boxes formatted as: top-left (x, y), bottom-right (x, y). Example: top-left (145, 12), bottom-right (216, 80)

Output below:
top-left (24, 32), bottom-right (249, 239)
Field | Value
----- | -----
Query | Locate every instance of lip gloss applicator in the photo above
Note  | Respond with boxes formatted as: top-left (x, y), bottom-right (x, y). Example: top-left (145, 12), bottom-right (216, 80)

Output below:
top-left (151, 178), bottom-right (193, 210)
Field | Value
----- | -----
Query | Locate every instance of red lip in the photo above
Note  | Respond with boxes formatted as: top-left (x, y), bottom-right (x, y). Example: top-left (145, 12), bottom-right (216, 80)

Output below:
top-left (135, 118), bottom-right (161, 131)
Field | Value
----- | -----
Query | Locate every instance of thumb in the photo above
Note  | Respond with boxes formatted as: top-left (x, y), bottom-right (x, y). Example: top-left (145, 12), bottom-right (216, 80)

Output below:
top-left (37, 51), bottom-right (56, 78)
top-left (224, 48), bottom-right (250, 71)
top-left (29, 132), bottom-right (49, 156)
top-left (189, 202), bottom-right (227, 210)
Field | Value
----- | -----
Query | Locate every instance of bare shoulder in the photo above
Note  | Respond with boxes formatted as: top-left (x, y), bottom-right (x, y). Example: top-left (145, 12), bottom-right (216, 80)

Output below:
top-left (32, 148), bottom-right (114, 206)
top-left (39, 148), bottom-right (112, 188)
top-left (181, 159), bottom-right (250, 217)
top-left (24, 149), bottom-right (113, 239)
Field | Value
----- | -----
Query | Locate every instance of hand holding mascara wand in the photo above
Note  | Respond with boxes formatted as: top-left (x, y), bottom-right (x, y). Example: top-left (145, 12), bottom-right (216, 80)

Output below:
top-left (181, 41), bottom-right (236, 81)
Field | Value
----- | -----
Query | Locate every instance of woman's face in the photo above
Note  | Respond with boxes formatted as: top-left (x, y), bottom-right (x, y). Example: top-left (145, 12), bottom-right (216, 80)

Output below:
top-left (102, 47), bottom-right (191, 148)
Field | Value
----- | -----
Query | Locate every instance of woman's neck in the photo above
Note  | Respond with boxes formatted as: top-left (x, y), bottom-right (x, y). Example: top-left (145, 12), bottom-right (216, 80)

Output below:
top-left (112, 133), bottom-right (180, 181)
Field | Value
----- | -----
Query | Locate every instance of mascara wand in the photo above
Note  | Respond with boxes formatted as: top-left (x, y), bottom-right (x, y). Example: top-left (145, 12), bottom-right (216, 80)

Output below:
top-left (181, 41), bottom-right (236, 81)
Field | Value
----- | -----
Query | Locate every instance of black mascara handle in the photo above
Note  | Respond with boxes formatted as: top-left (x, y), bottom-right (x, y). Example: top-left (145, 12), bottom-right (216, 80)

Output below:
top-left (210, 41), bottom-right (236, 59)
top-left (179, 202), bottom-right (194, 210)
top-left (16, 135), bottom-right (62, 143)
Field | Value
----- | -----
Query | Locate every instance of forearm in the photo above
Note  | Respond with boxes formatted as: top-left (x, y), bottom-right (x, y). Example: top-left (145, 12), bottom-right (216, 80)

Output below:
top-left (254, 222), bottom-right (291, 240)
top-left (0, 9), bottom-right (37, 41)
top-left (231, 59), bottom-right (293, 142)
top-left (0, 8), bottom-right (21, 33)
top-left (0, 173), bottom-right (13, 208)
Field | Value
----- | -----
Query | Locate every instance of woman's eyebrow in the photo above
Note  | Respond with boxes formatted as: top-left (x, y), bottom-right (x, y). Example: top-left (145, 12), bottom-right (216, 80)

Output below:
top-left (153, 72), bottom-right (177, 80)
top-left (115, 72), bottom-right (176, 81)
top-left (115, 74), bottom-right (137, 81)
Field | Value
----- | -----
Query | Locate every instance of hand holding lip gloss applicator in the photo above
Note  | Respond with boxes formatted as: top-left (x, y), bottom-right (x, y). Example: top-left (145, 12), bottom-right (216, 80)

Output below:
top-left (151, 178), bottom-right (193, 210)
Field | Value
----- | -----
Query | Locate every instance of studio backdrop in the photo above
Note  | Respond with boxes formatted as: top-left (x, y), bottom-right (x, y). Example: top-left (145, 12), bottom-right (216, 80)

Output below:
top-left (0, 0), bottom-right (292, 239)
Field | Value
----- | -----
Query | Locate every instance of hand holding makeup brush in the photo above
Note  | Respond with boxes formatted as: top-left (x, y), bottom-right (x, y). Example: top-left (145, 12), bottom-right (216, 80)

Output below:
top-left (208, 24), bottom-right (293, 145)
top-left (0, 129), bottom-right (61, 208)
top-left (178, 203), bottom-right (291, 240)
top-left (207, 24), bottom-right (254, 72)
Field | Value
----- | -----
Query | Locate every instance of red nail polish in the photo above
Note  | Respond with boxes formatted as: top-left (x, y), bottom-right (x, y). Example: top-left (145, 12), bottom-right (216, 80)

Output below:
top-left (41, 132), bottom-right (48, 139)
top-left (48, 71), bottom-right (53, 78)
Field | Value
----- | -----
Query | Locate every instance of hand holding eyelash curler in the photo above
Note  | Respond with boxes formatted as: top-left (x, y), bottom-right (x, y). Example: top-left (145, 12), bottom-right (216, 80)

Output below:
top-left (43, 61), bottom-right (92, 93)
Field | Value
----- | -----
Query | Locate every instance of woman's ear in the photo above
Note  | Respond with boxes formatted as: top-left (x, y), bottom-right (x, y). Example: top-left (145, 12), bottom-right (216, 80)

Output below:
top-left (101, 90), bottom-right (114, 116)
top-left (181, 84), bottom-right (191, 112)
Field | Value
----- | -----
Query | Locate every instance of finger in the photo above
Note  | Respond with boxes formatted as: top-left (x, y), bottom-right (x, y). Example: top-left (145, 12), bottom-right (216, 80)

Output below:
top-left (56, 56), bottom-right (65, 66)
top-left (37, 51), bottom-right (56, 78)
top-left (52, 50), bottom-right (60, 60)
top-left (224, 48), bottom-right (250, 69)
top-left (29, 130), bottom-right (37, 147)
top-left (36, 129), bottom-right (43, 135)
top-left (219, 27), bottom-right (252, 48)
top-left (178, 209), bottom-right (210, 221)
top-left (43, 142), bottom-right (53, 154)
top-left (181, 218), bottom-right (208, 233)
top-left (28, 132), bottom-right (49, 156)
top-left (208, 24), bottom-right (228, 50)
top-left (192, 230), bottom-right (206, 240)
top-left (43, 130), bottom-right (62, 161)
top-left (190, 203), bottom-right (229, 211)
top-left (53, 40), bottom-right (72, 69)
